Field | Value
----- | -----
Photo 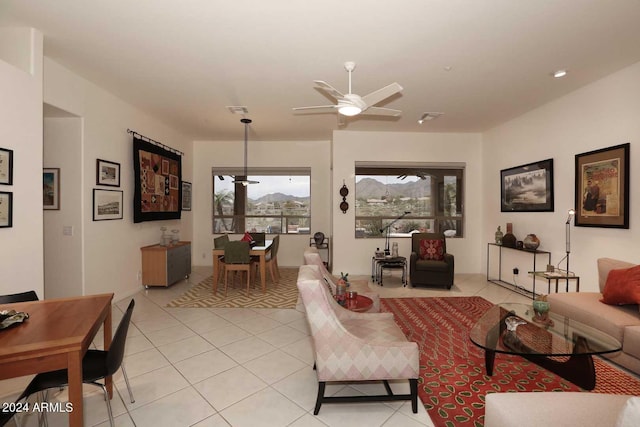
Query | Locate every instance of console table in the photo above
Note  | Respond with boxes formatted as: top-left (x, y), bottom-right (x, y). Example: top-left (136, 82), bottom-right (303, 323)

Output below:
top-left (486, 243), bottom-right (550, 298)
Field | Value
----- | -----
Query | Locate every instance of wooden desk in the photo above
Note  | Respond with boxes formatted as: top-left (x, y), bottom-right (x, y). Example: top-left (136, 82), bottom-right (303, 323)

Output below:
top-left (212, 240), bottom-right (273, 294)
top-left (0, 294), bottom-right (114, 426)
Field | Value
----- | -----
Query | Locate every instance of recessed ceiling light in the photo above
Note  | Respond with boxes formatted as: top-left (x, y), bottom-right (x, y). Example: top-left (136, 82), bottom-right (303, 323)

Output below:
top-left (552, 69), bottom-right (568, 78)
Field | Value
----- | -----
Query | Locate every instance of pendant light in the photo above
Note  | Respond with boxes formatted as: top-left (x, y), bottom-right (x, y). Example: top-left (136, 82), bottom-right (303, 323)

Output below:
top-left (233, 118), bottom-right (259, 186)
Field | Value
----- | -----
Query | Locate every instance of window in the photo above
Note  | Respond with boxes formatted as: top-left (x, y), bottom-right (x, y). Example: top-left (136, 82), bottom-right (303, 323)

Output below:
top-left (213, 168), bottom-right (311, 234)
top-left (355, 164), bottom-right (464, 238)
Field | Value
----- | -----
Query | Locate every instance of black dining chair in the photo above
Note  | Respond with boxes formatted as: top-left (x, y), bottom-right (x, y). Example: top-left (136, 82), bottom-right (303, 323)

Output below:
top-left (13, 299), bottom-right (136, 427)
top-left (0, 290), bottom-right (39, 304)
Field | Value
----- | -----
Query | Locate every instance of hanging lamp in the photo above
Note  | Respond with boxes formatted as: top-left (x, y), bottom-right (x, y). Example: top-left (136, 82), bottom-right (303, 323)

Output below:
top-left (233, 118), bottom-right (259, 185)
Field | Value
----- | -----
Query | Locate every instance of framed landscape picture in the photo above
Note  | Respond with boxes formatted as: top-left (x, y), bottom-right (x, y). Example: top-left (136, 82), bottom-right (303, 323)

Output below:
top-left (43, 168), bottom-right (60, 210)
top-left (500, 159), bottom-right (554, 212)
top-left (0, 191), bottom-right (12, 228)
top-left (575, 143), bottom-right (629, 228)
top-left (96, 159), bottom-right (121, 187)
top-left (181, 181), bottom-right (192, 211)
top-left (0, 148), bottom-right (13, 185)
top-left (93, 189), bottom-right (123, 221)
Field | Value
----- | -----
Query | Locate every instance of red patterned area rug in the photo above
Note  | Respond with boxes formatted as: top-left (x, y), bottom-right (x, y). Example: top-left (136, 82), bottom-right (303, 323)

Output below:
top-left (381, 296), bottom-right (640, 427)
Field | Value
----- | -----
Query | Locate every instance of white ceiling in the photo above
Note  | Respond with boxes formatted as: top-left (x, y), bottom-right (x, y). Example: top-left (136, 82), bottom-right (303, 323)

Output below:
top-left (3, 0), bottom-right (640, 141)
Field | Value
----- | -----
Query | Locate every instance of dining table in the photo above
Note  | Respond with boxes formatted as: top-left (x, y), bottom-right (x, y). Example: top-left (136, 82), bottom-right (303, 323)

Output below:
top-left (212, 239), bottom-right (273, 294)
top-left (0, 293), bottom-right (114, 426)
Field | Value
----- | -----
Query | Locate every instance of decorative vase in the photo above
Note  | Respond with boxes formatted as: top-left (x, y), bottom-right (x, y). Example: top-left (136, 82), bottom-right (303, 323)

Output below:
top-left (532, 299), bottom-right (551, 324)
top-left (502, 232), bottom-right (517, 248)
top-left (391, 242), bottom-right (399, 257)
top-left (495, 226), bottom-right (503, 245)
top-left (523, 234), bottom-right (540, 250)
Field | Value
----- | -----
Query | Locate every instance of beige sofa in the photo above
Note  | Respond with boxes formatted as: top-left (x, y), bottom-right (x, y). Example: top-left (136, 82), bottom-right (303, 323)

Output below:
top-left (303, 246), bottom-right (379, 312)
top-left (547, 258), bottom-right (640, 374)
top-left (484, 392), bottom-right (635, 427)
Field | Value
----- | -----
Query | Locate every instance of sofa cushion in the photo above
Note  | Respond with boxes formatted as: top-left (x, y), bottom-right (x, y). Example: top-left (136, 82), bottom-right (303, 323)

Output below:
top-left (419, 239), bottom-right (444, 261)
top-left (601, 265), bottom-right (640, 305)
top-left (622, 326), bottom-right (640, 360)
top-left (547, 292), bottom-right (640, 343)
top-left (616, 397), bottom-right (640, 427)
top-left (415, 259), bottom-right (449, 271)
top-left (598, 258), bottom-right (638, 293)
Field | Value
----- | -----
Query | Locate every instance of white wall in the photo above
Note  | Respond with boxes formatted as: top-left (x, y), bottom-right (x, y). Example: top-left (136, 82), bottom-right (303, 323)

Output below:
top-left (0, 28), bottom-right (44, 297)
top-left (43, 116), bottom-right (83, 299)
top-left (482, 60), bottom-right (640, 292)
top-left (192, 139), bottom-right (331, 268)
top-left (43, 58), bottom-right (193, 300)
top-left (332, 130), bottom-right (483, 276)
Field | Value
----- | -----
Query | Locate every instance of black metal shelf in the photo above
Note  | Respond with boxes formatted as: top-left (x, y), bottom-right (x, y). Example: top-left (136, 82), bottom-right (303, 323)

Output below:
top-left (486, 243), bottom-right (551, 299)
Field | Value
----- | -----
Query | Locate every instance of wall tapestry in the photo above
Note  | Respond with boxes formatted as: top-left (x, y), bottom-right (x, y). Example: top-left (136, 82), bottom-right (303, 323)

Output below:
top-left (133, 136), bottom-right (182, 223)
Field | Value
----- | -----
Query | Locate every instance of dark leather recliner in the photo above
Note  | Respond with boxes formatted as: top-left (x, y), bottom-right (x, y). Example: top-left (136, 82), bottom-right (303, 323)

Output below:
top-left (409, 232), bottom-right (454, 289)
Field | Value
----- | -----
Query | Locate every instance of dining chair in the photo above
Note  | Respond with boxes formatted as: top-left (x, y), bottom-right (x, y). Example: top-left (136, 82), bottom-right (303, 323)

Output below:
top-left (264, 235), bottom-right (280, 285)
top-left (13, 299), bottom-right (136, 427)
top-left (223, 241), bottom-right (256, 297)
top-left (214, 235), bottom-right (230, 286)
top-left (0, 290), bottom-right (39, 304)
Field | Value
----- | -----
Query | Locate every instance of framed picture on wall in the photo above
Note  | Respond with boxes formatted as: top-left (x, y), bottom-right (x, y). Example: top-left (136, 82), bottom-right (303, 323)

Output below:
top-left (500, 159), bottom-right (554, 212)
top-left (93, 189), bottom-right (123, 221)
top-left (0, 148), bottom-right (13, 185)
top-left (96, 159), bottom-right (121, 187)
top-left (575, 143), bottom-right (629, 228)
top-left (181, 181), bottom-right (192, 211)
top-left (43, 168), bottom-right (60, 210)
top-left (0, 191), bottom-right (12, 228)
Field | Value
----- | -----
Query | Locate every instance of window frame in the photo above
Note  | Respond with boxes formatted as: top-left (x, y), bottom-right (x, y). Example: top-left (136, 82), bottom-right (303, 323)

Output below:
top-left (212, 167), bottom-right (311, 234)
top-left (354, 163), bottom-right (465, 238)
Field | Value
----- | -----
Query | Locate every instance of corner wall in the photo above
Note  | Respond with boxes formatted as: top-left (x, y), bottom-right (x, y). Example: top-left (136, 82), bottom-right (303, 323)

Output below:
top-left (0, 28), bottom-right (44, 297)
top-left (482, 60), bottom-right (640, 292)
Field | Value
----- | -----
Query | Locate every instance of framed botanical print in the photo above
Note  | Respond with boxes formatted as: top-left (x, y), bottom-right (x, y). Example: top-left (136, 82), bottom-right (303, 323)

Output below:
top-left (181, 181), bottom-right (192, 211)
top-left (575, 143), bottom-right (629, 228)
top-left (43, 168), bottom-right (60, 210)
top-left (0, 191), bottom-right (12, 227)
top-left (0, 148), bottom-right (13, 185)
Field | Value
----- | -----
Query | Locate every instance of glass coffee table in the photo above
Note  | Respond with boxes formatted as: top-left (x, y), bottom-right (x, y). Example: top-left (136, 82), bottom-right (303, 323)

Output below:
top-left (469, 303), bottom-right (621, 390)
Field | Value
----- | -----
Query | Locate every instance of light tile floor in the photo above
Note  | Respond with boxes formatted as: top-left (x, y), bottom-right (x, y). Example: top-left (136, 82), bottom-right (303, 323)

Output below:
top-left (0, 267), bottom-right (531, 427)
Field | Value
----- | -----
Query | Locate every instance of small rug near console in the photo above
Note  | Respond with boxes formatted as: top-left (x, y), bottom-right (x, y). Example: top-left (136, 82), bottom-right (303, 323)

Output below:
top-left (381, 296), bottom-right (640, 427)
top-left (166, 268), bottom-right (299, 309)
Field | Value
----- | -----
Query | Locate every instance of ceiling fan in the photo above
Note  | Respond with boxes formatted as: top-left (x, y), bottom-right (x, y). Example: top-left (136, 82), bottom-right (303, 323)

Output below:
top-left (293, 62), bottom-right (403, 117)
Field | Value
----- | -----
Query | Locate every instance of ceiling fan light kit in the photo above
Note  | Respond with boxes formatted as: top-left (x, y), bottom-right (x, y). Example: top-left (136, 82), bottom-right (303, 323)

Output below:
top-left (293, 61), bottom-right (403, 118)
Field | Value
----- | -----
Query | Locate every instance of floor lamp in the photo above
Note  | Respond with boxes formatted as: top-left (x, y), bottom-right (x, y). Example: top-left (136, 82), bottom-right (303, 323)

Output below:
top-left (565, 209), bottom-right (576, 291)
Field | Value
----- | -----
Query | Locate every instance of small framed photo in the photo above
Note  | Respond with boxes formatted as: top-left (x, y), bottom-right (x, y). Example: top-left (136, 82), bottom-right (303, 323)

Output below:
top-left (93, 189), bottom-right (123, 221)
top-left (575, 143), bottom-right (630, 228)
top-left (0, 191), bottom-right (12, 228)
top-left (0, 148), bottom-right (13, 185)
top-left (43, 168), bottom-right (60, 210)
top-left (181, 181), bottom-right (192, 211)
top-left (500, 159), bottom-right (554, 212)
top-left (96, 159), bottom-right (121, 187)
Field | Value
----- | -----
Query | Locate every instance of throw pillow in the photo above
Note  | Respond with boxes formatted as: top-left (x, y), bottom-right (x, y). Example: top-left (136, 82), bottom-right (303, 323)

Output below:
top-left (240, 232), bottom-right (254, 243)
top-left (419, 239), bottom-right (444, 261)
top-left (601, 265), bottom-right (640, 305)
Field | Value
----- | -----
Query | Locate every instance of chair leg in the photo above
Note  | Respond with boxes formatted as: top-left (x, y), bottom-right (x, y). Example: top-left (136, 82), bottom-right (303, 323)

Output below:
top-left (313, 382), bottom-right (326, 415)
top-left (121, 364), bottom-right (135, 403)
top-left (97, 383), bottom-right (115, 427)
top-left (245, 267), bottom-right (250, 297)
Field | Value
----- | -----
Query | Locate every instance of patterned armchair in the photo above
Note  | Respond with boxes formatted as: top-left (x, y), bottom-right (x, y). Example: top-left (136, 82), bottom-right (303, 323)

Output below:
top-left (303, 246), bottom-right (380, 312)
top-left (410, 232), bottom-right (455, 289)
top-left (297, 265), bottom-right (419, 414)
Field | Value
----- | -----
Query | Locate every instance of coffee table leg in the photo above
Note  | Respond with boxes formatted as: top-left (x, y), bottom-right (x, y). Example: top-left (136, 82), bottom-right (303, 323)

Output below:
top-left (485, 349), bottom-right (496, 376)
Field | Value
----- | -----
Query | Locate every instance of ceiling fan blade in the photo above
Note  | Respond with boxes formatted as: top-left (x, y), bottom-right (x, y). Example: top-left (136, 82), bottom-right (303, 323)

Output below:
top-left (361, 106), bottom-right (402, 117)
top-left (292, 105), bottom-right (337, 114)
top-left (361, 82), bottom-right (403, 107)
top-left (314, 80), bottom-right (345, 100)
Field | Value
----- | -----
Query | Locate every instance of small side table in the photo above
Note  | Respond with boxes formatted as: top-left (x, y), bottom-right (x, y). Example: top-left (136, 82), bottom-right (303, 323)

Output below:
top-left (528, 271), bottom-right (580, 293)
top-left (376, 256), bottom-right (407, 287)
